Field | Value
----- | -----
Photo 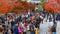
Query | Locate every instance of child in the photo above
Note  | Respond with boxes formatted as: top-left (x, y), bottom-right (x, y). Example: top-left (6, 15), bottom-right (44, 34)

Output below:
top-left (34, 25), bottom-right (38, 34)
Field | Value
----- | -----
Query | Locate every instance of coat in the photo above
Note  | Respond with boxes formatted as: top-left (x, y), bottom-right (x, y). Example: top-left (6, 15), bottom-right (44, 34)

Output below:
top-left (13, 25), bottom-right (18, 34)
top-left (56, 14), bottom-right (60, 21)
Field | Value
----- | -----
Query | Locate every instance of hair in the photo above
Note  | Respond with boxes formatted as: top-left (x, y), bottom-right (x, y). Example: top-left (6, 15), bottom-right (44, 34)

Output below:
top-left (8, 29), bottom-right (13, 33)
top-left (35, 25), bottom-right (38, 28)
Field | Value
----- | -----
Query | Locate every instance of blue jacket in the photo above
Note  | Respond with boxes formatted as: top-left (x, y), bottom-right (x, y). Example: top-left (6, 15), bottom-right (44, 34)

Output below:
top-left (30, 30), bottom-right (35, 34)
top-left (56, 14), bottom-right (60, 21)
top-left (13, 25), bottom-right (18, 34)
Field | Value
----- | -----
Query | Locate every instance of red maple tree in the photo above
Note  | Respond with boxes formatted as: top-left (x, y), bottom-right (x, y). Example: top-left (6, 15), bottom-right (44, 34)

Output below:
top-left (0, 0), bottom-right (36, 14)
top-left (43, 0), bottom-right (60, 13)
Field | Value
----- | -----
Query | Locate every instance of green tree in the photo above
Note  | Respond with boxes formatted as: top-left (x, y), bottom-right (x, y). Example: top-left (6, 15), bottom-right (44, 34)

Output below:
top-left (36, 0), bottom-right (45, 10)
top-left (39, 0), bottom-right (45, 5)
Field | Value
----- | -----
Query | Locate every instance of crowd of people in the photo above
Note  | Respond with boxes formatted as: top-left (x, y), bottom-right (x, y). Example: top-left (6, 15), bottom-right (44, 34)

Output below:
top-left (0, 10), bottom-right (60, 34)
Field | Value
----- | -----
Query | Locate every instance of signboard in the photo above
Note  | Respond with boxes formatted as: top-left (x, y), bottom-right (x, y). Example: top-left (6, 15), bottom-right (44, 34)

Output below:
top-left (27, 0), bottom-right (40, 3)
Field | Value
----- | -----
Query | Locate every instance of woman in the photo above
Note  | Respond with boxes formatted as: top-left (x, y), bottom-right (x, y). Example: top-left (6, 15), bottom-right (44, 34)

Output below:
top-left (18, 23), bottom-right (23, 34)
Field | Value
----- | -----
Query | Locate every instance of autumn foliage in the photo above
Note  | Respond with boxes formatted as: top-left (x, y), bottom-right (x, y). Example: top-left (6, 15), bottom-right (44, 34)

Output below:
top-left (0, 0), bottom-right (36, 14)
top-left (43, 0), bottom-right (60, 13)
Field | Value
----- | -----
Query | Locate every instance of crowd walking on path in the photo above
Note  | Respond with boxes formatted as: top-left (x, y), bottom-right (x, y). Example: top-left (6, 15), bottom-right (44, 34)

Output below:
top-left (0, 10), bottom-right (60, 34)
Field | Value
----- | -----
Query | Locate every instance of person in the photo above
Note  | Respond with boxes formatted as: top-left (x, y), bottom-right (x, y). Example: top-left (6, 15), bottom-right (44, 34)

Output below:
top-left (34, 25), bottom-right (38, 34)
top-left (27, 23), bottom-right (30, 34)
top-left (47, 21), bottom-right (53, 34)
top-left (0, 24), bottom-right (4, 34)
top-left (8, 20), bottom-right (12, 29)
top-left (7, 29), bottom-right (12, 34)
top-left (30, 23), bottom-right (35, 34)
top-left (20, 22), bottom-right (24, 34)
top-left (30, 27), bottom-right (35, 34)
top-left (56, 13), bottom-right (60, 21)
top-left (48, 26), bottom-right (51, 34)
top-left (51, 21), bottom-right (57, 34)
top-left (23, 22), bottom-right (27, 34)
top-left (13, 23), bottom-right (19, 34)
top-left (18, 23), bottom-right (23, 34)
top-left (36, 15), bottom-right (41, 28)
top-left (0, 19), bottom-right (2, 24)
top-left (49, 14), bottom-right (53, 22)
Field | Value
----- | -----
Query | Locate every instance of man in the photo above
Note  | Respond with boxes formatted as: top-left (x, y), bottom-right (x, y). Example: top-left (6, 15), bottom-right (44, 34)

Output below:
top-left (30, 23), bottom-right (35, 34)
top-left (56, 13), bottom-right (60, 21)
top-left (51, 21), bottom-right (57, 34)
top-left (13, 23), bottom-right (19, 34)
